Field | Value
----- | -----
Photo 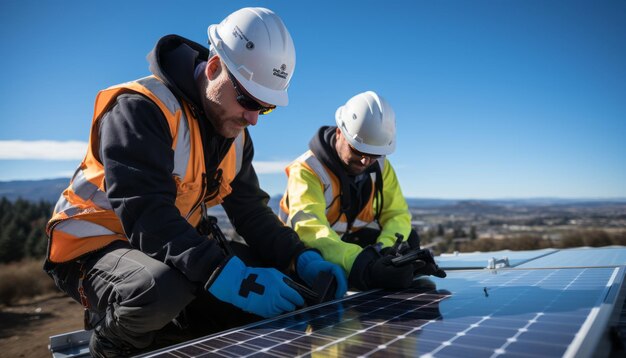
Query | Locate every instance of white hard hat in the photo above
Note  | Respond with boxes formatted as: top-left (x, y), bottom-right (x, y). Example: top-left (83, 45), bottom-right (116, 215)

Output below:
top-left (208, 7), bottom-right (295, 106)
top-left (335, 91), bottom-right (396, 156)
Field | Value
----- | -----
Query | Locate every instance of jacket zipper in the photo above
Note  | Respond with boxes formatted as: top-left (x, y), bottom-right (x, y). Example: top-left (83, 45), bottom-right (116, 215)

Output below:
top-left (185, 172), bottom-right (208, 221)
top-left (184, 102), bottom-right (225, 222)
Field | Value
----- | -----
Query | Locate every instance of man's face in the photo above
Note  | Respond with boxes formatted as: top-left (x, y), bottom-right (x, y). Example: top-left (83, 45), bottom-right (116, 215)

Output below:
top-left (334, 128), bottom-right (380, 176)
top-left (202, 59), bottom-right (274, 138)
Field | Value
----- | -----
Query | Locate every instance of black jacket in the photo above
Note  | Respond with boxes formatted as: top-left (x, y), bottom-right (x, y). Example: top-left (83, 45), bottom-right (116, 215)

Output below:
top-left (97, 35), bottom-right (304, 287)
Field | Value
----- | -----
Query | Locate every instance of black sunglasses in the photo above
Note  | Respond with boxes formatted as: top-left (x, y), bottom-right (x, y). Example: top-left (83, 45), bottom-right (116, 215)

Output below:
top-left (227, 70), bottom-right (275, 115)
top-left (348, 143), bottom-right (382, 160)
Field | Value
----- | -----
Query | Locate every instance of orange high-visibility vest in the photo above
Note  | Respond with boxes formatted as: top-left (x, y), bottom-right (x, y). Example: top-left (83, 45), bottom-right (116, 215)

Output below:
top-left (46, 76), bottom-right (245, 263)
top-left (279, 150), bottom-right (384, 235)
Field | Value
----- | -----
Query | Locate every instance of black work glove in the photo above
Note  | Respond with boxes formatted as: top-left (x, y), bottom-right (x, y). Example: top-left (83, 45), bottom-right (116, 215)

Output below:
top-left (349, 246), bottom-right (425, 290)
top-left (381, 243), bottom-right (447, 279)
top-left (370, 254), bottom-right (425, 288)
top-left (413, 249), bottom-right (447, 278)
top-left (415, 262), bottom-right (447, 278)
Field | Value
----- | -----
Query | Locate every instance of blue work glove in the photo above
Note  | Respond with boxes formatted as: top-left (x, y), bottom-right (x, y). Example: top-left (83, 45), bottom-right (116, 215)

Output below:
top-left (296, 250), bottom-right (348, 299)
top-left (206, 256), bottom-right (305, 318)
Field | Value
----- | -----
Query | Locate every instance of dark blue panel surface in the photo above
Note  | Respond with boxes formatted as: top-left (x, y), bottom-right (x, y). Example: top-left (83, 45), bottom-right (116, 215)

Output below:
top-left (143, 267), bottom-right (620, 357)
top-left (516, 246), bottom-right (626, 268)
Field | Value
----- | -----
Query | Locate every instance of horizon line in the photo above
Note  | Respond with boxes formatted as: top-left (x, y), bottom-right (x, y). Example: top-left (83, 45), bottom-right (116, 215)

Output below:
top-left (0, 177), bottom-right (625, 202)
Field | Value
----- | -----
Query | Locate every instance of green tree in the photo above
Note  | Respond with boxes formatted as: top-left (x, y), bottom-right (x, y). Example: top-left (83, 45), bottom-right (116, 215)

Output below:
top-left (437, 224), bottom-right (444, 236)
top-left (469, 225), bottom-right (477, 240)
top-left (452, 226), bottom-right (466, 238)
top-left (0, 219), bottom-right (26, 262)
top-left (584, 230), bottom-right (612, 247)
top-left (611, 231), bottom-right (626, 245)
top-left (0, 198), bottom-right (53, 263)
top-left (25, 218), bottom-right (48, 258)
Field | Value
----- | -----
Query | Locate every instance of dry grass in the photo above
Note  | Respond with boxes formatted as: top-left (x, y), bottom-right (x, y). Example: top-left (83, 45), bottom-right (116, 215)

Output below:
top-left (0, 258), bottom-right (57, 306)
top-left (451, 229), bottom-right (626, 254)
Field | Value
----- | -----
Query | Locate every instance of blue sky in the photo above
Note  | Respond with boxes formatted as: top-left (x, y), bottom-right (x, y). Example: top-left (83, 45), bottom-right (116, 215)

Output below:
top-left (1, 0), bottom-right (625, 199)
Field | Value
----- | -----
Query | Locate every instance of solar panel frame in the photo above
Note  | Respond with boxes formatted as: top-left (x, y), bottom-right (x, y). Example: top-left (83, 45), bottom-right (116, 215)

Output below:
top-left (435, 248), bottom-right (559, 270)
top-left (562, 266), bottom-right (624, 358)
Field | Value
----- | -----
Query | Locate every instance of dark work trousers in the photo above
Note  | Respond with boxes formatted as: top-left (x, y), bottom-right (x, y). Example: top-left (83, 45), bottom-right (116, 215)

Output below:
top-left (342, 227), bottom-right (420, 249)
top-left (44, 240), bottom-right (262, 351)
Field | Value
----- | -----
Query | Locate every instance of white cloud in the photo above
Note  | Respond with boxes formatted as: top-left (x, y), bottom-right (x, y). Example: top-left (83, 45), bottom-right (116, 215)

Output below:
top-left (253, 161), bottom-right (290, 174)
top-left (0, 140), bottom-right (88, 160)
top-left (0, 141), bottom-right (290, 176)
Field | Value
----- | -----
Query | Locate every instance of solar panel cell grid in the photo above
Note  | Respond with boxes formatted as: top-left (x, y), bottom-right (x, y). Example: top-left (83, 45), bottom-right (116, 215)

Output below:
top-left (143, 266), bottom-right (621, 358)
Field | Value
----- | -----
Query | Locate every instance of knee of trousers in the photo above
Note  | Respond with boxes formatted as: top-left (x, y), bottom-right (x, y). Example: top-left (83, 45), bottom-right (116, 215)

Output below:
top-left (111, 262), bottom-right (196, 332)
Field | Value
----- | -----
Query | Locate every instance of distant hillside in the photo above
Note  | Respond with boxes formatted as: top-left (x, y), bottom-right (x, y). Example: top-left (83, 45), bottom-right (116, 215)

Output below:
top-left (1, 178), bottom-right (625, 207)
top-left (0, 178), bottom-right (69, 203)
top-left (405, 197), bottom-right (626, 209)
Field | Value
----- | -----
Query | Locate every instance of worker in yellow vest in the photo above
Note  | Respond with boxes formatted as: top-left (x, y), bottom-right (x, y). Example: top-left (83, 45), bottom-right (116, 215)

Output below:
top-left (280, 91), bottom-right (445, 291)
top-left (44, 8), bottom-right (347, 357)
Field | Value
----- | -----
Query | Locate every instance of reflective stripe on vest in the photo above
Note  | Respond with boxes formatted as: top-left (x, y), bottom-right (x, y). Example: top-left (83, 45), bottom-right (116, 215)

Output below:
top-left (52, 77), bottom-right (192, 224)
top-left (71, 169), bottom-right (112, 210)
top-left (46, 75), bottom-right (245, 262)
top-left (282, 152), bottom-right (384, 234)
top-left (55, 219), bottom-right (116, 238)
top-left (136, 76), bottom-right (191, 180)
top-left (234, 132), bottom-right (244, 175)
top-left (52, 169), bottom-right (112, 220)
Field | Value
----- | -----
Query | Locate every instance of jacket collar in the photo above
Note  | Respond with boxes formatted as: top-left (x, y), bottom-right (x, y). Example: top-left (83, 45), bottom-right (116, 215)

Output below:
top-left (147, 34), bottom-right (210, 117)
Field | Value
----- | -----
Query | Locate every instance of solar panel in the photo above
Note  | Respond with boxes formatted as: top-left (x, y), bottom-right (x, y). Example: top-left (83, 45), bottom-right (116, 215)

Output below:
top-left (140, 266), bottom-right (624, 358)
top-left (435, 248), bottom-right (557, 270)
top-left (516, 246), bottom-right (626, 269)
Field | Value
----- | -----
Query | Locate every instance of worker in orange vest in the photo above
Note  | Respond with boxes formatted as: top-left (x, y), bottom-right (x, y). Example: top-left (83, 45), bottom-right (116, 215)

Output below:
top-left (44, 8), bottom-right (347, 357)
